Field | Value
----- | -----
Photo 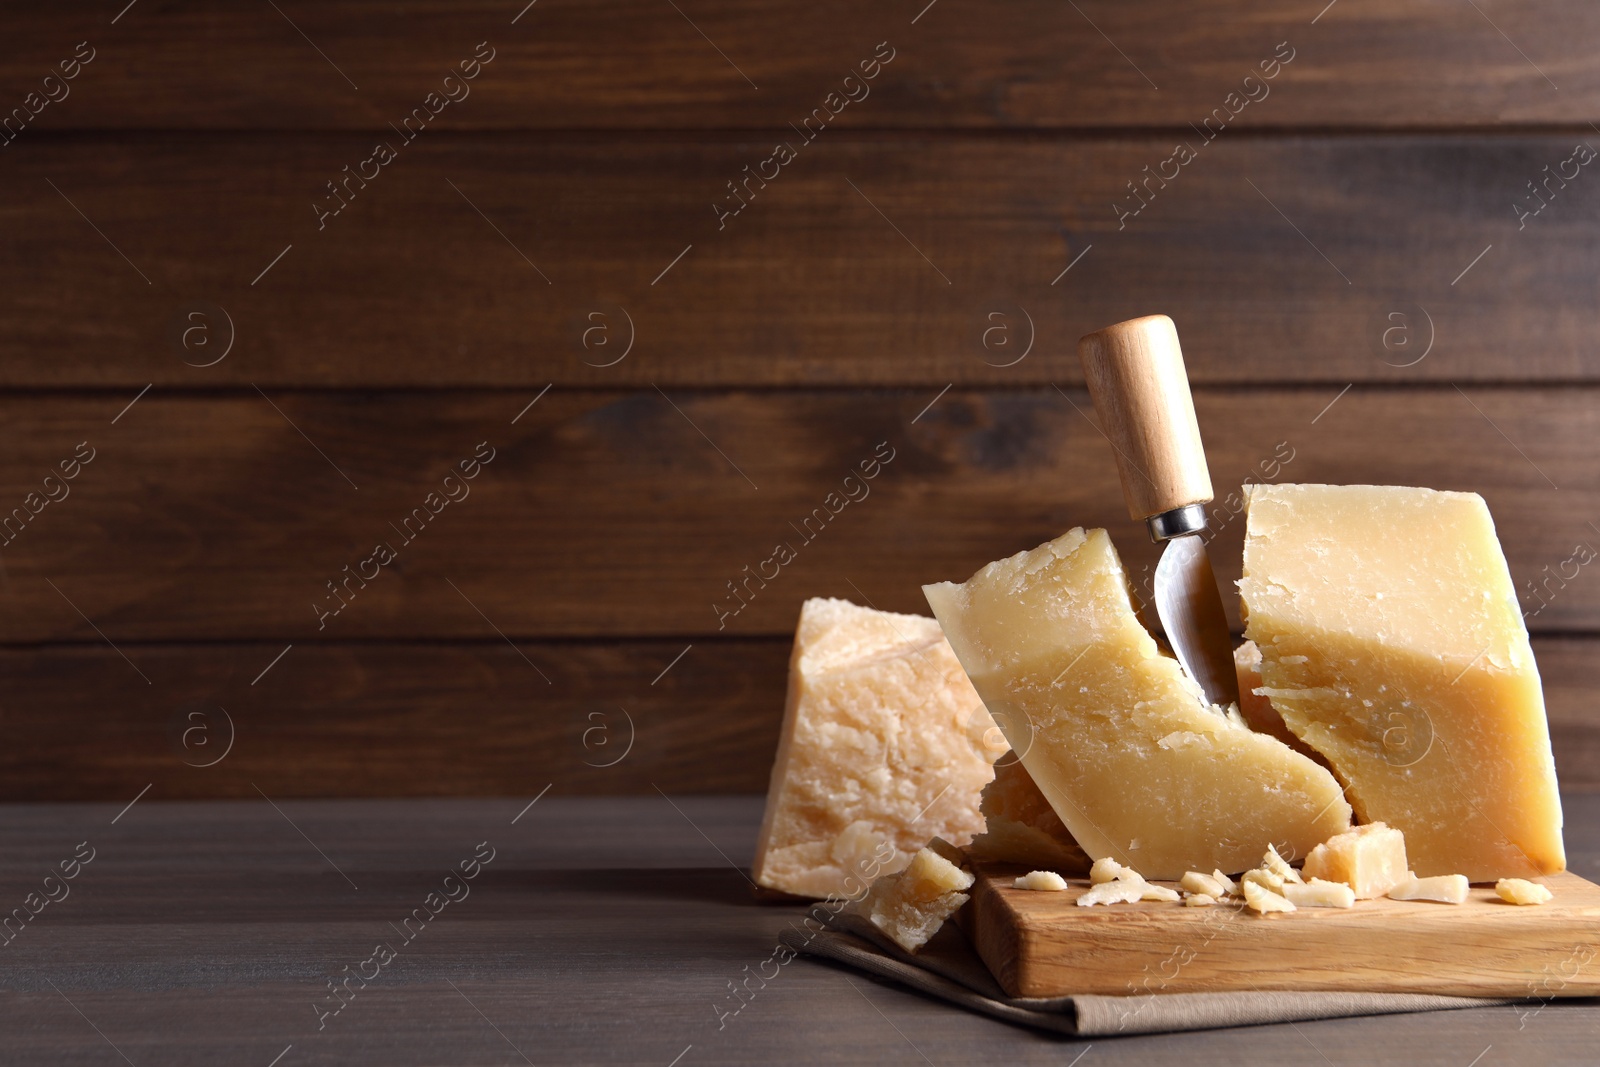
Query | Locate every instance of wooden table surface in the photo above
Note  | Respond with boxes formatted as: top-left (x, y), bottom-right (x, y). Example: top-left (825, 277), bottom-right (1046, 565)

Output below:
top-left (5, 792), bottom-right (1599, 1066)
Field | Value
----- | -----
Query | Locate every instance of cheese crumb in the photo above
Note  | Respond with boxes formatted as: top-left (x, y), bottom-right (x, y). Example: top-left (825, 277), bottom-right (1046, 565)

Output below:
top-left (1089, 857), bottom-right (1126, 885)
top-left (1387, 873), bottom-right (1469, 904)
top-left (1013, 870), bottom-right (1069, 892)
top-left (1138, 881), bottom-right (1181, 903)
top-left (1496, 878), bottom-right (1554, 905)
top-left (1077, 878), bottom-right (1146, 907)
top-left (1108, 860), bottom-right (1180, 900)
top-left (1242, 867), bottom-right (1285, 893)
top-left (1303, 822), bottom-right (1410, 899)
top-left (1184, 892), bottom-right (1217, 907)
top-left (1243, 878), bottom-right (1296, 914)
top-left (1077, 859), bottom-right (1180, 905)
top-left (1262, 844), bottom-right (1304, 884)
top-left (1180, 871), bottom-right (1226, 898)
top-left (1211, 869), bottom-right (1238, 896)
top-left (1282, 878), bottom-right (1356, 909)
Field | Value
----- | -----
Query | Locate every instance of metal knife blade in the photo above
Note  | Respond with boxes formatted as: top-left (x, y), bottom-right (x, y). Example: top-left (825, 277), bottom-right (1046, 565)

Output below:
top-left (1154, 533), bottom-right (1240, 708)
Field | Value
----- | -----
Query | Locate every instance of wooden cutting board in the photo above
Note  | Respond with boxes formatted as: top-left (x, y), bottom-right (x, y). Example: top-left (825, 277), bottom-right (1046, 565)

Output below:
top-left (964, 861), bottom-right (1600, 999)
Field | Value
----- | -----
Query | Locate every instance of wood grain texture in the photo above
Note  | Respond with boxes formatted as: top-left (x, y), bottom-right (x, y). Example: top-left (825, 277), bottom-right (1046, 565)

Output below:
top-left (0, 386), bottom-right (1592, 642)
top-left (0, 640), bottom-right (786, 801)
top-left (4, 635), bottom-right (1599, 802)
top-left (6, 0), bottom-right (1600, 820)
top-left (967, 863), bottom-right (1600, 999)
top-left (3, 795), bottom-right (1599, 1065)
top-left (7, 1), bottom-right (1600, 130)
top-left (2, 135), bottom-right (1600, 387)
top-left (1079, 314), bottom-right (1214, 520)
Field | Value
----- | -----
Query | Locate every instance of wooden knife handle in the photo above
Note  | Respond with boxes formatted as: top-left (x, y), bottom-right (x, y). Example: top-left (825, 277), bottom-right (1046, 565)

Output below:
top-left (1077, 314), bottom-right (1214, 523)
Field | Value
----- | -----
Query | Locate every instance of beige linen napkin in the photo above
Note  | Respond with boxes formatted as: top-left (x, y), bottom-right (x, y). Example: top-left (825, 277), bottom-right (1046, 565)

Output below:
top-left (782, 916), bottom-right (1517, 1036)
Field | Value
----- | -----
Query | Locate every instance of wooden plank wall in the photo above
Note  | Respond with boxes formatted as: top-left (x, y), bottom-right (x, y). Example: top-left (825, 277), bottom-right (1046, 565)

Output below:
top-left (2, 0), bottom-right (1597, 799)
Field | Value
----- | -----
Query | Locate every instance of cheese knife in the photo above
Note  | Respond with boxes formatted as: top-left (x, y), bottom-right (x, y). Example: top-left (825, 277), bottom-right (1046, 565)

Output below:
top-left (1077, 314), bottom-right (1240, 708)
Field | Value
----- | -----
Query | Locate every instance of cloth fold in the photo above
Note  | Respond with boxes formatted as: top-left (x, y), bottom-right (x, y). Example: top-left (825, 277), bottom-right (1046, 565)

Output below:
top-left (782, 916), bottom-right (1516, 1037)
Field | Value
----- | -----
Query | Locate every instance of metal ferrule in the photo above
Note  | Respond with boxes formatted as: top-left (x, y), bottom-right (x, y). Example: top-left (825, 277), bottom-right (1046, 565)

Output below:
top-left (1146, 502), bottom-right (1208, 542)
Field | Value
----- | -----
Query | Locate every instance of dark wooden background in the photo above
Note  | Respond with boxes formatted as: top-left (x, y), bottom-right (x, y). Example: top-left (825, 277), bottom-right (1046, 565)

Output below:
top-left (3, 0), bottom-right (1598, 800)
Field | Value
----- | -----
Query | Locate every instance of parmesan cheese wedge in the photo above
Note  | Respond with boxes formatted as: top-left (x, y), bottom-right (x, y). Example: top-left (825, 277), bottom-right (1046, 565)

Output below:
top-left (1240, 484), bottom-right (1565, 881)
top-left (753, 598), bottom-right (999, 898)
top-left (924, 527), bottom-right (1351, 880)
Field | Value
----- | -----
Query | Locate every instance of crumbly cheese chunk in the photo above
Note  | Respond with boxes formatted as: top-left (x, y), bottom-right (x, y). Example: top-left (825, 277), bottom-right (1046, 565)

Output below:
top-left (850, 846), bottom-right (975, 952)
top-left (1283, 878), bottom-right (1356, 909)
top-left (1184, 892), bottom-right (1217, 907)
top-left (924, 527), bottom-right (1351, 879)
top-left (1388, 874), bottom-right (1470, 904)
top-left (753, 598), bottom-right (1000, 898)
top-left (1303, 822), bottom-right (1411, 899)
top-left (1211, 869), bottom-right (1238, 896)
top-left (1240, 484), bottom-right (1565, 881)
top-left (1243, 879), bottom-right (1296, 914)
top-left (1496, 878), bottom-right (1554, 905)
top-left (967, 759), bottom-right (1091, 872)
top-left (1013, 870), bottom-right (1069, 891)
top-left (925, 836), bottom-right (966, 867)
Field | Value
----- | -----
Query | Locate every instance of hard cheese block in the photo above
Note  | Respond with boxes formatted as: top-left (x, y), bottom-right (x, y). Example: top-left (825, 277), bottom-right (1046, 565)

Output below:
top-left (1240, 483), bottom-right (1564, 881)
top-left (752, 597), bottom-right (1001, 898)
top-left (924, 528), bottom-right (1350, 880)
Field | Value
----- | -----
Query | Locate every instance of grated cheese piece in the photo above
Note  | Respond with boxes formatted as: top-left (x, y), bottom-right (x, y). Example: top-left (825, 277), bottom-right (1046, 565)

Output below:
top-left (1090, 857), bottom-right (1126, 885)
top-left (1387, 873), bottom-right (1470, 904)
top-left (1263, 844), bottom-right (1304, 883)
top-left (1243, 878), bottom-right (1296, 914)
top-left (1138, 881), bottom-right (1181, 903)
top-left (1180, 871), bottom-right (1226, 898)
top-left (1077, 878), bottom-right (1145, 907)
top-left (1013, 870), bottom-right (1069, 892)
top-left (1496, 878), bottom-right (1553, 905)
top-left (1242, 867), bottom-right (1285, 893)
top-left (1282, 878), bottom-right (1356, 909)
